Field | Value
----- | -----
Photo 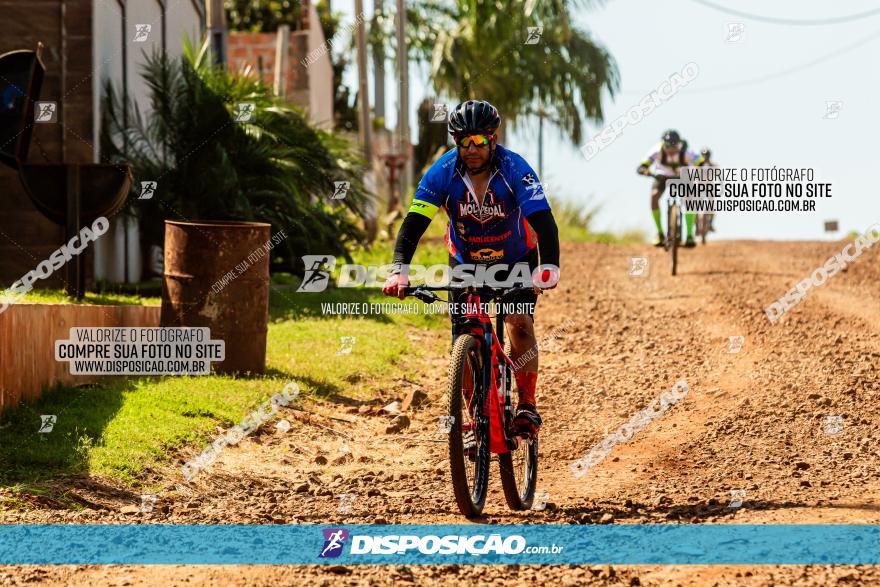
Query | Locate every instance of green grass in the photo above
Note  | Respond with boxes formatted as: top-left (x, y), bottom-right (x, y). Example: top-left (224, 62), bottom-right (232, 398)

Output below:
top-left (0, 215), bottom-right (640, 494)
top-left (0, 253), bottom-right (449, 488)
top-left (5, 289), bottom-right (161, 306)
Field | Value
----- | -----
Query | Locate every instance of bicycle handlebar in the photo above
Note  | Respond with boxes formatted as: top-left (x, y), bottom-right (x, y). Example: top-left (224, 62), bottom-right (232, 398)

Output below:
top-left (402, 284), bottom-right (541, 304)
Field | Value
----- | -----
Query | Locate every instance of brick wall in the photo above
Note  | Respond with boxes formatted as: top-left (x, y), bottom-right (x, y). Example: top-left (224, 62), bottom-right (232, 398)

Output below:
top-left (0, 303), bottom-right (161, 415)
top-left (227, 31), bottom-right (311, 109)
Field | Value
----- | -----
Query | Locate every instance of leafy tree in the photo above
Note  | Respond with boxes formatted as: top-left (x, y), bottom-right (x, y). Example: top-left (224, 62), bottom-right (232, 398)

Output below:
top-left (225, 0), bottom-right (305, 32)
top-left (378, 0), bottom-right (619, 145)
top-left (101, 38), bottom-right (371, 272)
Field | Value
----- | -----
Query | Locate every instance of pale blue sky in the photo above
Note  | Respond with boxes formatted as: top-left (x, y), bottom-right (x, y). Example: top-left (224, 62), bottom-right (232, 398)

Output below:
top-left (338, 0), bottom-right (880, 240)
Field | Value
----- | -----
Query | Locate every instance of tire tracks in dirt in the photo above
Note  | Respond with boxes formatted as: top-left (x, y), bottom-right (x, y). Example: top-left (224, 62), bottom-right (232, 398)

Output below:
top-left (6, 239), bottom-right (880, 586)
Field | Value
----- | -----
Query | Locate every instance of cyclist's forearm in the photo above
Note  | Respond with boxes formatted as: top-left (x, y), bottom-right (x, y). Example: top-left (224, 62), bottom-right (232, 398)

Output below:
top-left (526, 209), bottom-right (560, 268)
top-left (391, 212), bottom-right (432, 274)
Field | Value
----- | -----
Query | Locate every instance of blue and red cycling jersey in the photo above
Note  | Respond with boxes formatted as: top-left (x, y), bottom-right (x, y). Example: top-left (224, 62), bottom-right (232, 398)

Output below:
top-left (408, 145), bottom-right (551, 264)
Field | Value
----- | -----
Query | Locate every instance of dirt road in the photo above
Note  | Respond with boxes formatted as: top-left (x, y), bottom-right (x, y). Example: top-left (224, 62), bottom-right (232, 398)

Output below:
top-left (5, 239), bottom-right (880, 586)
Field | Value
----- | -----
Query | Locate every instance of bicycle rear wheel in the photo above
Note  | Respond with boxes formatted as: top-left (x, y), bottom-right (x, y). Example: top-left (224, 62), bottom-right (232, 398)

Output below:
top-left (668, 204), bottom-right (679, 276)
top-left (447, 334), bottom-right (490, 517)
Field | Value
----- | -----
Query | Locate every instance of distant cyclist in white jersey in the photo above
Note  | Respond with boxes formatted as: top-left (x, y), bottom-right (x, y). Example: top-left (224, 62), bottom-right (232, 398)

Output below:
top-left (637, 129), bottom-right (703, 247)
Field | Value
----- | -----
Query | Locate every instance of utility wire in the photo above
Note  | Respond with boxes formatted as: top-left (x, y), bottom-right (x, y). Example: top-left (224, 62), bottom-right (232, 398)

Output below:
top-left (620, 28), bottom-right (880, 95)
top-left (689, 28), bottom-right (880, 93)
top-left (689, 0), bottom-right (880, 26)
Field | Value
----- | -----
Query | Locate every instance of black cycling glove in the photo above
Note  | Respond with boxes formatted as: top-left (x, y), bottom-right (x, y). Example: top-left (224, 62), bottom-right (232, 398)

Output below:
top-left (525, 209), bottom-right (560, 268)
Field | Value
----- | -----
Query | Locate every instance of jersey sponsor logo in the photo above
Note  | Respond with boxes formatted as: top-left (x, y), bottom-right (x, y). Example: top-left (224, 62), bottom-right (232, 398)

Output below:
top-left (469, 248), bottom-right (505, 262)
top-left (457, 200), bottom-right (506, 223)
top-left (466, 230), bottom-right (513, 244)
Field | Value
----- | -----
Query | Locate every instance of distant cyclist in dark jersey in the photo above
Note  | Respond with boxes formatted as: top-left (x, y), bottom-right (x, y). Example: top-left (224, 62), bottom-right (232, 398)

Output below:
top-left (637, 129), bottom-right (703, 247)
top-left (382, 100), bottom-right (560, 435)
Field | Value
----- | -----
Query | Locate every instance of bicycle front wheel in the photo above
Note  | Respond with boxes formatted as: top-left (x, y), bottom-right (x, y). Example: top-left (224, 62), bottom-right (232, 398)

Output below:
top-left (447, 334), bottom-right (490, 517)
top-left (499, 436), bottom-right (539, 510)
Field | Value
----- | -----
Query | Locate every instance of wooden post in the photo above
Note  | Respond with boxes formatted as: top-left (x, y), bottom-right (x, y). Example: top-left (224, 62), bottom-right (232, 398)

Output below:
top-left (64, 165), bottom-right (82, 298)
top-left (206, 0), bottom-right (228, 66)
top-left (274, 24), bottom-right (291, 98)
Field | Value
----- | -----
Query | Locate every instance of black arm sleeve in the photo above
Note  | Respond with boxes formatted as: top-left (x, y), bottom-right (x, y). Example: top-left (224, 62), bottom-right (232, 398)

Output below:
top-left (525, 209), bottom-right (560, 269)
top-left (391, 212), bottom-right (433, 273)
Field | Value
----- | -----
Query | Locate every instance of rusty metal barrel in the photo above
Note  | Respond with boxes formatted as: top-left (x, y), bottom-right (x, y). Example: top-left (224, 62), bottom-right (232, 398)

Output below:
top-left (160, 220), bottom-right (271, 374)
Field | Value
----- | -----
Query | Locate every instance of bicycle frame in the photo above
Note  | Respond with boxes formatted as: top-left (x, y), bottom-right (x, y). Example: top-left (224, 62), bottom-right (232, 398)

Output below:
top-left (459, 292), bottom-right (517, 455)
top-left (404, 282), bottom-right (541, 515)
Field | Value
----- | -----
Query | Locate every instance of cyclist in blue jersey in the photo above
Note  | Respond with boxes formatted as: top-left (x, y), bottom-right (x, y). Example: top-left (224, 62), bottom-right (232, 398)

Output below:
top-left (382, 100), bottom-right (560, 435)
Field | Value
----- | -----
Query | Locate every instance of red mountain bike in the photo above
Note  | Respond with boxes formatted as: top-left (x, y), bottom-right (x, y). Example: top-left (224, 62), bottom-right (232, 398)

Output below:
top-left (405, 284), bottom-right (540, 517)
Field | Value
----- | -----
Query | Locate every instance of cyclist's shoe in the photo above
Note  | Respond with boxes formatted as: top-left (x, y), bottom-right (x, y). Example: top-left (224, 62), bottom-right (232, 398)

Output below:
top-left (653, 233), bottom-right (666, 247)
top-left (462, 422), bottom-right (477, 461)
top-left (513, 403), bottom-right (542, 437)
top-left (684, 236), bottom-right (697, 248)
